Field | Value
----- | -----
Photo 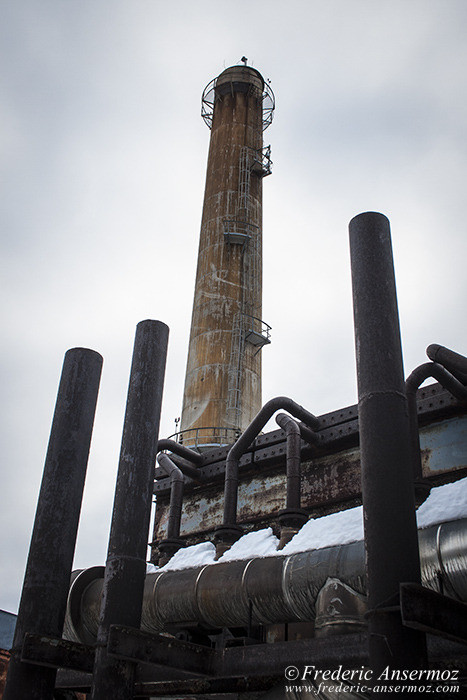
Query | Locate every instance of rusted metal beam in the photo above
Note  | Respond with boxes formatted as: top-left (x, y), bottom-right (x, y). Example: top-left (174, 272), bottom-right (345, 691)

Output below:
top-left (133, 675), bottom-right (279, 697)
top-left (54, 634), bottom-right (467, 692)
top-left (106, 626), bottom-right (215, 676)
top-left (219, 633), bottom-right (368, 677)
top-left (401, 583), bottom-right (467, 645)
top-left (21, 635), bottom-right (94, 673)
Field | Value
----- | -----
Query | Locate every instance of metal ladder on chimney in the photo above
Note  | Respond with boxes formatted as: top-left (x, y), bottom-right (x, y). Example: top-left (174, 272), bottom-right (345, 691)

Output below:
top-left (226, 147), bottom-right (265, 429)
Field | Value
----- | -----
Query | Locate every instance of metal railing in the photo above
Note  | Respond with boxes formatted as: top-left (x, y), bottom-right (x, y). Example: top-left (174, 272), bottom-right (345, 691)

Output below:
top-left (243, 314), bottom-right (272, 347)
top-left (201, 77), bottom-right (275, 131)
top-left (167, 426), bottom-right (241, 449)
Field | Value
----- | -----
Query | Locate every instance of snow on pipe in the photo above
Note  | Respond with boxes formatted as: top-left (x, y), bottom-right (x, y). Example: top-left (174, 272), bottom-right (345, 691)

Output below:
top-left (64, 517), bottom-right (467, 643)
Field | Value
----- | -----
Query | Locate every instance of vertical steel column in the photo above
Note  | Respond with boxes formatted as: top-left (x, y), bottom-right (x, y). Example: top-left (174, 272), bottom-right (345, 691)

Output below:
top-left (4, 348), bottom-right (102, 700)
top-left (349, 213), bottom-right (426, 678)
top-left (90, 320), bottom-right (168, 700)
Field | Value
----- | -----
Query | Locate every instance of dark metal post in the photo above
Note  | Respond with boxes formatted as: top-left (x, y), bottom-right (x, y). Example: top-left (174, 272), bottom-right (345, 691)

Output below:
top-left (90, 320), bottom-right (169, 700)
top-left (4, 348), bottom-right (103, 700)
top-left (349, 213), bottom-right (426, 679)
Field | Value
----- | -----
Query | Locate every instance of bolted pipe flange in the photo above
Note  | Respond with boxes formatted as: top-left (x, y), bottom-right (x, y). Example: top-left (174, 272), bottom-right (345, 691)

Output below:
top-left (213, 524), bottom-right (243, 545)
top-left (157, 538), bottom-right (185, 566)
top-left (414, 479), bottom-right (432, 508)
top-left (213, 524), bottom-right (243, 559)
top-left (278, 508), bottom-right (309, 530)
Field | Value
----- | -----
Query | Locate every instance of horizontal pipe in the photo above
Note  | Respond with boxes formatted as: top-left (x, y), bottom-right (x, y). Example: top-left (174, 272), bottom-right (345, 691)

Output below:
top-left (64, 518), bottom-right (467, 641)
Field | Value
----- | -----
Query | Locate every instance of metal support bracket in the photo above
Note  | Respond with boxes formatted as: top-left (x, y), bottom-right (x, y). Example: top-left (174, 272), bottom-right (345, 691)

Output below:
top-left (400, 582), bottom-right (467, 645)
top-left (21, 634), bottom-right (95, 673)
top-left (106, 625), bottom-right (216, 676)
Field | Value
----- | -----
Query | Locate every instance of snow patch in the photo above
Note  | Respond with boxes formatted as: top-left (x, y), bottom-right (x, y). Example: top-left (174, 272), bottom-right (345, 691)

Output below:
top-left (158, 541), bottom-right (216, 572)
top-left (218, 527), bottom-right (279, 562)
top-left (417, 477), bottom-right (467, 528)
top-left (281, 506), bottom-right (364, 556)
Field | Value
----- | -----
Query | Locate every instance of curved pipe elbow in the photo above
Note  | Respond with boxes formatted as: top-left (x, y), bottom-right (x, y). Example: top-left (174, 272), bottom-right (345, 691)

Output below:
top-left (405, 362), bottom-right (467, 401)
top-left (157, 439), bottom-right (204, 466)
top-left (222, 397), bottom-right (320, 528)
top-left (426, 344), bottom-right (467, 385)
top-left (229, 396), bottom-right (319, 461)
top-left (298, 422), bottom-right (319, 445)
top-left (263, 396), bottom-right (320, 430)
top-left (157, 453), bottom-right (183, 483)
top-left (156, 445), bottom-right (203, 483)
top-left (275, 412), bottom-right (300, 435)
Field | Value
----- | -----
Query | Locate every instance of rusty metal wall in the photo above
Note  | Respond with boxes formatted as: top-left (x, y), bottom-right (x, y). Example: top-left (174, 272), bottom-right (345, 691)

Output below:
top-left (153, 391), bottom-right (467, 543)
top-left (180, 66), bottom-right (265, 437)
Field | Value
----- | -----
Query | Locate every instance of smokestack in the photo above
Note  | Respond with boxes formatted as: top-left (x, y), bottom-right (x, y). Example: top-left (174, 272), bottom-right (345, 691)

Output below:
top-left (179, 64), bottom-right (274, 447)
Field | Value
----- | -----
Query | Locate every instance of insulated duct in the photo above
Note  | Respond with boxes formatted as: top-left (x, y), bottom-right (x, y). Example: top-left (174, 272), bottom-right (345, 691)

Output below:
top-left (64, 518), bottom-right (467, 643)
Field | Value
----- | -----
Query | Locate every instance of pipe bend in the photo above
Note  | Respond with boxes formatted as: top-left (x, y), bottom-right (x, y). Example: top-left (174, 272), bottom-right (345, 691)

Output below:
top-left (157, 439), bottom-right (204, 465)
top-left (405, 362), bottom-right (467, 401)
top-left (222, 397), bottom-right (319, 529)
top-left (157, 453), bottom-right (183, 482)
top-left (263, 396), bottom-right (320, 430)
top-left (229, 396), bottom-right (319, 460)
top-left (276, 412), bottom-right (300, 435)
top-left (426, 344), bottom-right (467, 385)
top-left (157, 449), bottom-right (203, 483)
top-left (298, 422), bottom-right (319, 445)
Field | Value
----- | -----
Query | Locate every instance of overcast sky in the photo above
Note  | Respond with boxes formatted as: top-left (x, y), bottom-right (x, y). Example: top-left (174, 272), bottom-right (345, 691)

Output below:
top-left (1, 0), bottom-right (466, 614)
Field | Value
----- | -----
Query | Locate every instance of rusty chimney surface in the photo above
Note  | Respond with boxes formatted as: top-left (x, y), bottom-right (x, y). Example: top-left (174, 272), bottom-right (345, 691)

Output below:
top-left (179, 65), bottom-right (273, 447)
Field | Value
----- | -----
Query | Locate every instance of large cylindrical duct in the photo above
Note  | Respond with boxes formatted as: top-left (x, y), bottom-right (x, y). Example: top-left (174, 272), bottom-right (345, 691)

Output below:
top-left (64, 518), bottom-right (467, 642)
top-left (179, 65), bottom-right (273, 445)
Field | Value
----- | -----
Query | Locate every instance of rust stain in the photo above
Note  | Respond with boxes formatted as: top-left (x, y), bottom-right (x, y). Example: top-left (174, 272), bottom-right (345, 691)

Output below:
top-left (301, 447), bottom-right (362, 507)
top-left (153, 414), bottom-right (467, 545)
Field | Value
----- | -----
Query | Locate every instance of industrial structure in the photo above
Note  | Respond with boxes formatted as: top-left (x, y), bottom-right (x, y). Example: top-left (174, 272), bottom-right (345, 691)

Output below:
top-left (180, 64), bottom-right (274, 447)
top-left (3, 64), bottom-right (467, 700)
